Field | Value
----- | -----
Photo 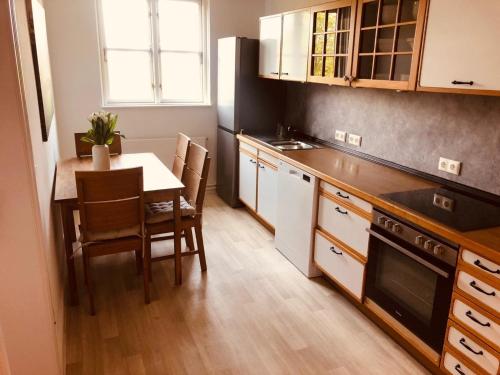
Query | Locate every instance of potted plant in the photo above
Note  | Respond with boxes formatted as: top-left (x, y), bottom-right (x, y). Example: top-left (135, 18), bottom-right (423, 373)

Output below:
top-left (81, 111), bottom-right (124, 170)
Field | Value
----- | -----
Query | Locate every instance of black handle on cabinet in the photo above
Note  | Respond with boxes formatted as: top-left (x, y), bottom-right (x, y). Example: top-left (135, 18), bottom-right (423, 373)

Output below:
top-left (330, 246), bottom-right (343, 255)
top-left (258, 163), bottom-right (265, 169)
top-left (270, 72), bottom-right (279, 75)
top-left (474, 259), bottom-right (500, 274)
top-left (335, 207), bottom-right (348, 215)
top-left (249, 159), bottom-right (257, 164)
top-left (452, 80), bottom-right (474, 85)
top-left (469, 280), bottom-right (496, 296)
top-left (281, 72), bottom-right (289, 75)
top-left (454, 364), bottom-right (466, 375)
top-left (466, 310), bottom-right (491, 327)
top-left (336, 191), bottom-right (350, 199)
top-left (459, 338), bottom-right (483, 356)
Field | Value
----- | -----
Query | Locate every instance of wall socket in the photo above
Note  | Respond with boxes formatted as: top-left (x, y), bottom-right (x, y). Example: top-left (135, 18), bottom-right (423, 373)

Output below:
top-left (335, 130), bottom-right (347, 142)
top-left (348, 133), bottom-right (362, 147)
top-left (438, 157), bottom-right (462, 176)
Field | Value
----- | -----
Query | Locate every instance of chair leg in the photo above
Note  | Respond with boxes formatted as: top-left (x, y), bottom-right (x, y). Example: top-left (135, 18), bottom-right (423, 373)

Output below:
top-left (143, 239), bottom-right (151, 304)
top-left (185, 228), bottom-right (195, 250)
top-left (83, 253), bottom-right (96, 315)
top-left (194, 223), bottom-right (207, 272)
top-left (135, 250), bottom-right (143, 275)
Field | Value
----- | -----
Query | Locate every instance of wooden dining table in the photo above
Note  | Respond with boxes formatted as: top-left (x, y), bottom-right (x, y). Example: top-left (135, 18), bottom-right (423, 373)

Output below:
top-left (54, 153), bottom-right (185, 305)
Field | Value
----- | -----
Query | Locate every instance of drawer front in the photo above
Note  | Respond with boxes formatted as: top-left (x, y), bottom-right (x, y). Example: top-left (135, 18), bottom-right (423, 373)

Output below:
top-left (452, 297), bottom-right (500, 350)
top-left (320, 181), bottom-right (372, 214)
top-left (239, 142), bottom-right (257, 155)
top-left (314, 231), bottom-right (365, 300)
top-left (258, 151), bottom-right (278, 167)
top-left (457, 271), bottom-right (500, 314)
top-left (462, 250), bottom-right (500, 282)
top-left (448, 326), bottom-right (499, 375)
top-left (443, 351), bottom-right (477, 375)
top-left (318, 196), bottom-right (370, 257)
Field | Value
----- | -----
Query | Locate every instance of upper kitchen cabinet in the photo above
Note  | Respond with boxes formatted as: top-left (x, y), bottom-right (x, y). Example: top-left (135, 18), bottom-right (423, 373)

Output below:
top-left (307, 1), bottom-right (357, 85)
top-left (351, 0), bottom-right (427, 90)
top-left (281, 9), bottom-right (311, 82)
top-left (419, 0), bottom-right (500, 96)
top-left (259, 15), bottom-right (282, 79)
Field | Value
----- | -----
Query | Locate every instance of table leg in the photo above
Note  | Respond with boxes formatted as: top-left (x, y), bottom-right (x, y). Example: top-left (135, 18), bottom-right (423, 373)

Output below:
top-left (173, 190), bottom-right (182, 285)
top-left (62, 203), bottom-right (79, 305)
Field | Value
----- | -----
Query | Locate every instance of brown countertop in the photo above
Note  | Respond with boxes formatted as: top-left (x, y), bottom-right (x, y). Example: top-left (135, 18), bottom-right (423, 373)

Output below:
top-left (238, 134), bottom-right (500, 262)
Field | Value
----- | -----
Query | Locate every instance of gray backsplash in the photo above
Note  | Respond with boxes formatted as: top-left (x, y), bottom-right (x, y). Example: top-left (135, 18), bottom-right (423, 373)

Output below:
top-left (284, 82), bottom-right (500, 196)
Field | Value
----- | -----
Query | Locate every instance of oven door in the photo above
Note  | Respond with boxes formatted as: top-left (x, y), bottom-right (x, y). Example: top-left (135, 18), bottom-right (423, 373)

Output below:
top-left (365, 227), bottom-right (455, 352)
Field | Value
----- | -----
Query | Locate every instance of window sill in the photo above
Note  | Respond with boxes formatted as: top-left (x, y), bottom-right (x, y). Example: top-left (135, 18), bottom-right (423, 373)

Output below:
top-left (102, 102), bottom-right (212, 109)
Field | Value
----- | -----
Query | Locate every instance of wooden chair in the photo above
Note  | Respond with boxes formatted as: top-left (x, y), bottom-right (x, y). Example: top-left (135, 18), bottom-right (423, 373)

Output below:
top-left (145, 143), bottom-right (210, 283)
top-left (74, 132), bottom-right (122, 157)
top-left (76, 167), bottom-right (150, 315)
top-left (172, 133), bottom-right (191, 180)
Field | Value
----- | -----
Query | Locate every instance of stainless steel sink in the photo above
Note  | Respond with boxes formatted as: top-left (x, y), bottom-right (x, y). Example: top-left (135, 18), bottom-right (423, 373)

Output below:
top-left (268, 139), bottom-right (315, 151)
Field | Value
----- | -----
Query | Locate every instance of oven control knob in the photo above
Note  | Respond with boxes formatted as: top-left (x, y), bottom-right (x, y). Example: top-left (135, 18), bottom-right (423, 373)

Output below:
top-left (415, 236), bottom-right (424, 246)
top-left (392, 224), bottom-right (402, 234)
top-left (424, 240), bottom-right (434, 251)
top-left (378, 216), bottom-right (387, 226)
top-left (384, 220), bottom-right (394, 230)
top-left (433, 245), bottom-right (445, 256)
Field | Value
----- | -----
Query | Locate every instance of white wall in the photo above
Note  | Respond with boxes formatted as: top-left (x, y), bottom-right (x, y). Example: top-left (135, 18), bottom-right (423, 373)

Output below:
top-left (265, 0), bottom-right (318, 15)
top-left (44, 0), bottom-right (266, 186)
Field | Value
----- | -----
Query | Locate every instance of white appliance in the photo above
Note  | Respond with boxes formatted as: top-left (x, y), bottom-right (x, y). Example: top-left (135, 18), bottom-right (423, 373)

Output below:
top-left (275, 161), bottom-right (321, 277)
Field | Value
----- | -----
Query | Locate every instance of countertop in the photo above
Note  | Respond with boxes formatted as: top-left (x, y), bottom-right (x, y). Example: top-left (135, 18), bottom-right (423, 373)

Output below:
top-left (237, 134), bottom-right (500, 262)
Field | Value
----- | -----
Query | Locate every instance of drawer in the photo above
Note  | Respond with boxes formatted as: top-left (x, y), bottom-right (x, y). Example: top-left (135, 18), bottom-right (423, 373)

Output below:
top-left (239, 142), bottom-right (257, 155)
top-left (462, 250), bottom-right (500, 282)
top-left (443, 350), bottom-right (477, 375)
top-left (320, 181), bottom-right (372, 214)
top-left (317, 195), bottom-right (370, 257)
top-left (451, 296), bottom-right (500, 351)
top-left (457, 271), bottom-right (500, 314)
top-left (258, 151), bottom-right (278, 167)
top-left (314, 230), bottom-right (365, 301)
top-left (447, 325), bottom-right (499, 375)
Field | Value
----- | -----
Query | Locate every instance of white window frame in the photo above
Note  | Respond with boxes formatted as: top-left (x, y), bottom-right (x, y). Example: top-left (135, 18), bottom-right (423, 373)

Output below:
top-left (96, 0), bottom-right (210, 107)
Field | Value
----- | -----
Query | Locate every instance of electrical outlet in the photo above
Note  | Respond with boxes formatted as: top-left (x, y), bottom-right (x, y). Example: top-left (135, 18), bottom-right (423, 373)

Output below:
top-left (335, 130), bottom-right (347, 142)
top-left (438, 157), bottom-right (462, 176)
top-left (348, 133), bottom-right (362, 147)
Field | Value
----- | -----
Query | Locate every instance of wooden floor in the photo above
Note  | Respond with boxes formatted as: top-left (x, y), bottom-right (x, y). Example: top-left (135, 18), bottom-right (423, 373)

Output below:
top-left (65, 191), bottom-right (429, 375)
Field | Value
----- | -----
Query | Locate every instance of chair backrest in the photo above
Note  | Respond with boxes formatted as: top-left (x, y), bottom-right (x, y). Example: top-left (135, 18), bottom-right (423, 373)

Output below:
top-left (182, 143), bottom-right (210, 214)
top-left (76, 167), bottom-right (144, 241)
top-left (74, 132), bottom-right (122, 157)
top-left (172, 133), bottom-right (191, 180)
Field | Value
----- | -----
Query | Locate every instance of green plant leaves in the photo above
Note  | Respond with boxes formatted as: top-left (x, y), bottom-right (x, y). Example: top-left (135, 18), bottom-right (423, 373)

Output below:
top-left (81, 111), bottom-right (124, 145)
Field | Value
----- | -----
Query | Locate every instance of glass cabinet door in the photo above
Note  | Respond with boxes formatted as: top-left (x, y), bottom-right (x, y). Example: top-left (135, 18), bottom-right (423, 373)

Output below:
top-left (351, 0), bottom-right (426, 90)
top-left (307, 0), bottom-right (357, 86)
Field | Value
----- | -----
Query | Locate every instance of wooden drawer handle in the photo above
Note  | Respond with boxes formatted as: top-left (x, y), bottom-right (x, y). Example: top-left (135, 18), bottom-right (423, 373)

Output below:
top-left (466, 310), bottom-right (491, 327)
top-left (459, 338), bottom-right (483, 356)
top-left (454, 364), bottom-right (466, 375)
top-left (469, 280), bottom-right (496, 296)
top-left (474, 259), bottom-right (500, 274)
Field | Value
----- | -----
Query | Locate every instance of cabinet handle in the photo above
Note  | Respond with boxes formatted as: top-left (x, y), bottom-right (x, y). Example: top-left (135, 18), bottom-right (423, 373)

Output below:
top-left (469, 280), bottom-right (496, 296)
top-left (465, 310), bottom-right (491, 327)
top-left (249, 159), bottom-right (257, 164)
top-left (454, 364), bottom-right (466, 375)
top-left (459, 338), bottom-right (483, 356)
top-left (452, 80), bottom-right (473, 86)
top-left (281, 72), bottom-right (289, 75)
top-left (270, 72), bottom-right (279, 75)
top-left (343, 75), bottom-right (355, 83)
top-left (474, 259), bottom-right (500, 274)
top-left (330, 246), bottom-right (342, 255)
top-left (335, 207), bottom-right (348, 215)
top-left (258, 163), bottom-right (265, 169)
top-left (336, 191), bottom-right (350, 199)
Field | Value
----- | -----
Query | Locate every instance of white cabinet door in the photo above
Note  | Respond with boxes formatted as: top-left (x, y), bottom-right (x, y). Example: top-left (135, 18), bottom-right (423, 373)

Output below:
top-left (259, 15), bottom-right (282, 78)
top-left (257, 162), bottom-right (277, 227)
top-left (239, 152), bottom-right (257, 209)
top-left (420, 0), bottom-right (500, 91)
top-left (281, 9), bottom-right (310, 82)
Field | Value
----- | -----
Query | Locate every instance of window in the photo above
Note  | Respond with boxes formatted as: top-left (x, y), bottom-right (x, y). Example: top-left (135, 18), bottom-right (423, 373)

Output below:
top-left (97, 0), bottom-right (208, 106)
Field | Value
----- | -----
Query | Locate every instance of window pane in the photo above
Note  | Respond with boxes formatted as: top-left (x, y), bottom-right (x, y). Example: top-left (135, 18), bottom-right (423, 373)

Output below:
top-left (158, 0), bottom-right (201, 52)
top-left (101, 0), bottom-right (151, 49)
top-left (161, 52), bottom-right (202, 101)
top-left (106, 51), bottom-right (154, 102)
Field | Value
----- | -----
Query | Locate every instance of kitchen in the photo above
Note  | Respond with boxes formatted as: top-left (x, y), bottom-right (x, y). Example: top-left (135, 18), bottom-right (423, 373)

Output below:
top-left (1, 0), bottom-right (499, 374)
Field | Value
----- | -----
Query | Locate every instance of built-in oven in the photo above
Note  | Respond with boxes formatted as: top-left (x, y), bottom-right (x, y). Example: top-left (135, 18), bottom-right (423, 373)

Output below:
top-left (366, 209), bottom-right (459, 353)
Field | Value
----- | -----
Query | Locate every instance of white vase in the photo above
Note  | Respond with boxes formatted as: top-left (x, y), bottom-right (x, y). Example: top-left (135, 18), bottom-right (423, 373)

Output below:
top-left (92, 145), bottom-right (110, 171)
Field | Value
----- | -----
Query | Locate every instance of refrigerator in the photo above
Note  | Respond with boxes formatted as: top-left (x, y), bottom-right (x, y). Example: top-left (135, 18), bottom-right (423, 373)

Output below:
top-left (216, 37), bottom-right (282, 207)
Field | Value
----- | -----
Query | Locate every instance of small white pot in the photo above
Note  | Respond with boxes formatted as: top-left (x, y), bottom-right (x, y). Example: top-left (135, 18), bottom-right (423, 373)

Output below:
top-left (92, 145), bottom-right (110, 171)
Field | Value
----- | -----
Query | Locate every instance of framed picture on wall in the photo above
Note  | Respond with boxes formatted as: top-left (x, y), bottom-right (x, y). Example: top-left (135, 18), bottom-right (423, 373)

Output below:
top-left (25, 0), bottom-right (55, 142)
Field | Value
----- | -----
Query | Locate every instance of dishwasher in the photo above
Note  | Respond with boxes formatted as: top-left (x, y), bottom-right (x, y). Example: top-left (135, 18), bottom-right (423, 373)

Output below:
top-left (275, 161), bottom-right (321, 277)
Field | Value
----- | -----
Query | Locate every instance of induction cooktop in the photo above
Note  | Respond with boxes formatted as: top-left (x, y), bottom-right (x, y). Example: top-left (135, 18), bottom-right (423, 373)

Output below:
top-left (380, 188), bottom-right (500, 232)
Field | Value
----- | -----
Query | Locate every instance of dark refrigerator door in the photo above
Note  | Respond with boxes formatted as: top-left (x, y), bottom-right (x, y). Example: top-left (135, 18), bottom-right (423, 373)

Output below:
top-left (216, 126), bottom-right (242, 208)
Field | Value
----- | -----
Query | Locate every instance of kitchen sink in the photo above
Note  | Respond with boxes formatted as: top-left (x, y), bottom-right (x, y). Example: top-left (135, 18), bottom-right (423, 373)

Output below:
top-left (267, 139), bottom-right (315, 151)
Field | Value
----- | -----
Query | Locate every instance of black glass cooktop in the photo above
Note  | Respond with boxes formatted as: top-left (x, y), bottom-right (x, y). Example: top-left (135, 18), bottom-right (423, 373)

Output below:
top-left (380, 188), bottom-right (500, 232)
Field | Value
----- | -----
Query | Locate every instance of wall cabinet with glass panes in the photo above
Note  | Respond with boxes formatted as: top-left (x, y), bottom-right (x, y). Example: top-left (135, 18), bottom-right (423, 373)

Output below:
top-left (307, 1), bottom-right (357, 86)
top-left (350, 0), bottom-right (427, 90)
